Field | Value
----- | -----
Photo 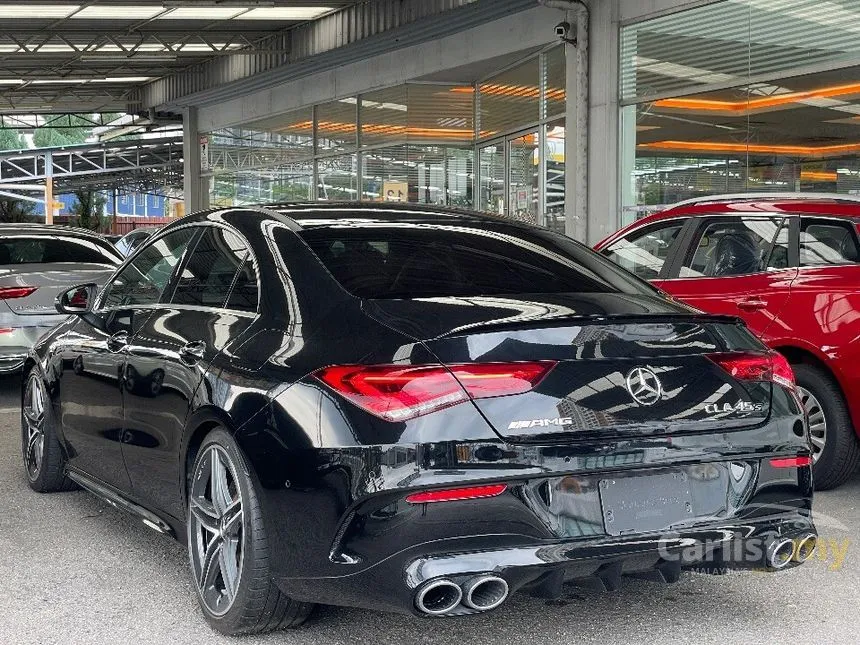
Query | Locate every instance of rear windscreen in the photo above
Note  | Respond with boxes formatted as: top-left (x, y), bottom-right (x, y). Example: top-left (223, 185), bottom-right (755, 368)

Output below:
top-left (0, 237), bottom-right (119, 266)
top-left (296, 224), bottom-right (658, 299)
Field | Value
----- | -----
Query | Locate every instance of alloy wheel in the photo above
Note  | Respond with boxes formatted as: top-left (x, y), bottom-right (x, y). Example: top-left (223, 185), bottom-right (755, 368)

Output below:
top-left (188, 444), bottom-right (245, 616)
top-left (22, 374), bottom-right (46, 481)
top-left (799, 386), bottom-right (827, 464)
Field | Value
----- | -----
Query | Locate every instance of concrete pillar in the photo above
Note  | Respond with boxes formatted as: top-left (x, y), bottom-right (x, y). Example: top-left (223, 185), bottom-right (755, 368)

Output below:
top-left (183, 107), bottom-right (210, 215)
top-left (586, 0), bottom-right (620, 245)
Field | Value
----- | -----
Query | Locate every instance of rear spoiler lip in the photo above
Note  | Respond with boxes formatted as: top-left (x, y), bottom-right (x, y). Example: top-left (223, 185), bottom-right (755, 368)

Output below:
top-left (435, 312), bottom-right (746, 340)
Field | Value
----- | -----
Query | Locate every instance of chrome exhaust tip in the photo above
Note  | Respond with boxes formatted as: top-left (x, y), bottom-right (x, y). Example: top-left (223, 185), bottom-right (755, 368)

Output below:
top-left (415, 579), bottom-right (463, 616)
top-left (766, 537), bottom-right (796, 570)
top-left (794, 534), bottom-right (817, 563)
top-left (462, 575), bottom-right (509, 612)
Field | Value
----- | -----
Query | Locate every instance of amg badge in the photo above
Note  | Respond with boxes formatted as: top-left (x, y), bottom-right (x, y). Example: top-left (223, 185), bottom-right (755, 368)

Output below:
top-left (508, 417), bottom-right (573, 430)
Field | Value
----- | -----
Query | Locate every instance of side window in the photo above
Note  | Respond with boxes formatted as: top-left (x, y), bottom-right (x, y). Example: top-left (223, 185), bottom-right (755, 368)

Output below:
top-left (602, 220), bottom-right (686, 280)
top-left (680, 217), bottom-right (783, 278)
top-left (101, 228), bottom-right (196, 308)
top-left (170, 227), bottom-right (257, 311)
top-left (225, 256), bottom-right (259, 313)
top-left (800, 219), bottom-right (860, 266)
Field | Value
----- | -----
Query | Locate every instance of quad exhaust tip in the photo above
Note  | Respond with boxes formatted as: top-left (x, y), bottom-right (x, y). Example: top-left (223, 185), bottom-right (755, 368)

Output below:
top-left (463, 575), bottom-right (509, 612)
top-left (794, 534), bottom-right (817, 563)
top-left (766, 537), bottom-right (796, 570)
top-left (415, 580), bottom-right (463, 616)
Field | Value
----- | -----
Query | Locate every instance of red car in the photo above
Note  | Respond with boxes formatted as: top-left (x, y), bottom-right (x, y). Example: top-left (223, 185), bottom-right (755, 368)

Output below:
top-left (596, 193), bottom-right (860, 490)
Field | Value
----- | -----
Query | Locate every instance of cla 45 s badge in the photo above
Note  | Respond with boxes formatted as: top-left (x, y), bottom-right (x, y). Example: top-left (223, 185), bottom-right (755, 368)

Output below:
top-left (705, 401), bottom-right (765, 414)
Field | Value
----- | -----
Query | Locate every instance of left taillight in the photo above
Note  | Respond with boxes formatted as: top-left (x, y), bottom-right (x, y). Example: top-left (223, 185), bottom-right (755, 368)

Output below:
top-left (0, 286), bottom-right (37, 300)
top-left (707, 351), bottom-right (795, 390)
top-left (313, 361), bottom-right (556, 422)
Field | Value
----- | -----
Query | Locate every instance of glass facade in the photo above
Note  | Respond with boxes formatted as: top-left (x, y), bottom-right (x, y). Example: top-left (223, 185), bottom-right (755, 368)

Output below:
top-left (620, 0), bottom-right (860, 224)
top-left (204, 46), bottom-right (566, 229)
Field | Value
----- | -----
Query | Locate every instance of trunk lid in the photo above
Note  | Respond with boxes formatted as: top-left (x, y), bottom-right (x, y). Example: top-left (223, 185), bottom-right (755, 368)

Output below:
top-left (0, 264), bottom-right (115, 316)
top-left (363, 293), bottom-right (772, 441)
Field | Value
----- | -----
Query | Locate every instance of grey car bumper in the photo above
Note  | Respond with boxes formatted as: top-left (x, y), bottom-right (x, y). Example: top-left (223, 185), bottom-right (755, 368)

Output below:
top-left (0, 323), bottom-right (60, 373)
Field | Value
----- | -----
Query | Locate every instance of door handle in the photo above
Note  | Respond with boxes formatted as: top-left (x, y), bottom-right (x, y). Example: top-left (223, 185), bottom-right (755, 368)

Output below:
top-left (107, 330), bottom-right (129, 352)
top-left (179, 340), bottom-right (207, 364)
top-left (737, 298), bottom-right (768, 311)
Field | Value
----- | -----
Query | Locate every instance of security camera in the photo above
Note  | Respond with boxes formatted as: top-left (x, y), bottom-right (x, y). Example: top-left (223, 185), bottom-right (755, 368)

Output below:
top-left (555, 21), bottom-right (572, 40)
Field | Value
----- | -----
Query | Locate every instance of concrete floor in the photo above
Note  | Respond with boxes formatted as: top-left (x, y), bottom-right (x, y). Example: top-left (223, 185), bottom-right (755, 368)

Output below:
top-left (1, 373), bottom-right (858, 645)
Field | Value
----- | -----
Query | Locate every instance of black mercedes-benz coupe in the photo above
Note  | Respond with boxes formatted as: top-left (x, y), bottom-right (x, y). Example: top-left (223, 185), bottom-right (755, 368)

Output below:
top-left (22, 203), bottom-right (815, 634)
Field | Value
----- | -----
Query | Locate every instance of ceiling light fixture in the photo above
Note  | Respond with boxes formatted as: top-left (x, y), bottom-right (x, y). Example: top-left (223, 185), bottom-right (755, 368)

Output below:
top-left (80, 53), bottom-right (177, 63)
top-left (0, 4), bottom-right (79, 18)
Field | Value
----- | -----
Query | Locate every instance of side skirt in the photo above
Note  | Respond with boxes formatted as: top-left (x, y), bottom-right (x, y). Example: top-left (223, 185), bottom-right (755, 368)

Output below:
top-left (66, 468), bottom-right (175, 538)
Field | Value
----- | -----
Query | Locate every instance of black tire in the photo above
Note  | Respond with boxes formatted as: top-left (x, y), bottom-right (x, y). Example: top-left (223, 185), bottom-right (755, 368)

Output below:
top-left (21, 368), bottom-right (77, 493)
top-left (793, 363), bottom-right (860, 491)
top-left (187, 427), bottom-right (314, 635)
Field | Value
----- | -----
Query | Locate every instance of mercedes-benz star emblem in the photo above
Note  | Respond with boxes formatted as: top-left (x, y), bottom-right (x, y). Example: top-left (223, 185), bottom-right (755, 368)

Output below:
top-left (625, 367), bottom-right (663, 406)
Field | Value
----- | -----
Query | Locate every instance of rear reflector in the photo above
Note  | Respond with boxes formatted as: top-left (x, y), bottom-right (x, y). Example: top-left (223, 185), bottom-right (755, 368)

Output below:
top-left (406, 484), bottom-right (507, 504)
top-left (707, 351), bottom-right (796, 389)
top-left (0, 286), bottom-right (37, 300)
top-left (313, 361), bottom-right (555, 422)
top-left (770, 456), bottom-right (812, 468)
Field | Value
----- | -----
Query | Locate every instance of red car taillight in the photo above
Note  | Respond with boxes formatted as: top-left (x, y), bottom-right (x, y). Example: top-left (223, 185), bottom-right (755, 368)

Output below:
top-left (707, 351), bottom-right (795, 389)
top-left (0, 286), bottom-right (37, 300)
top-left (313, 361), bottom-right (556, 422)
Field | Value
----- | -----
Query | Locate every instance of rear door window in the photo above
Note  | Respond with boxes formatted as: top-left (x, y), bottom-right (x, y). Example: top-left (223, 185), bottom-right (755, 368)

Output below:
top-left (799, 219), bottom-right (860, 265)
top-left (169, 227), bottom-right (258, 311)
top-left (0, 236), bottom-right (118, 265)
top-left (602, 220), bottom-right (686, 279)
top-left (680, 217), bottom-right (783, 278)
top-left (295, 224), bottom-right (658, 299)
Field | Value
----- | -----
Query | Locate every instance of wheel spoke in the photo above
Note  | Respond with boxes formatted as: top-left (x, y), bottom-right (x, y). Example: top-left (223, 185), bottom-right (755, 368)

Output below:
top-left (210, 451), bottom-right (233, 515)
top-left (219, 537), bottom-right (240, 600)
top-left (199, 535), bottom-right (222, 590)
top-left (222, 499), bottom-right (243, 536)
top-left (190, 496), bottom-right (220, 534)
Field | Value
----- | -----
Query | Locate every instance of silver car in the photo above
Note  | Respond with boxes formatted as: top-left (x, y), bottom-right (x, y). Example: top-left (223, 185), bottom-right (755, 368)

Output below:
top-left (0, 224), bottom-right (121, 373)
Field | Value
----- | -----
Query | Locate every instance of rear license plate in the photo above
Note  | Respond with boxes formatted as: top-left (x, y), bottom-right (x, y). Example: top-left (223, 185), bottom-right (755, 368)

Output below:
top-left (599, 471), bottom-right (694, 536)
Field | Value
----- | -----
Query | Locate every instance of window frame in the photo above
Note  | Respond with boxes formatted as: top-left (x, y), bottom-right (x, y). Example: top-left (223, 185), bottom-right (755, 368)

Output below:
top-left (666, 215), bottom-right (787, 280)
top-left (601, 217), bottom-right (692, 281)
top-left (798, 215), bottom-right (860, 268)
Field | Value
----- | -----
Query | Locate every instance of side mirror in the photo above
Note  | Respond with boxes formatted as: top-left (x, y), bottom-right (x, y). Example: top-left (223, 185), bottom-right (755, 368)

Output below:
top-left (56, 283), bottom-right (98, 315)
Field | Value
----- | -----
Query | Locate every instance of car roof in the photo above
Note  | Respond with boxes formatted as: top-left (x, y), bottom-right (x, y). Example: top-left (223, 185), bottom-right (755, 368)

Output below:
top-left (185, 201), bottom-right (532, 230)
top-left (0, 223), bottom-right (109, 239)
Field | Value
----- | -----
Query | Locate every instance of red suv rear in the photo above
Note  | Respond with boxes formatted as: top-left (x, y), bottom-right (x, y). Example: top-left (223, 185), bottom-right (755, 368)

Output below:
top-left (596, 193), bottom-right (860, 490)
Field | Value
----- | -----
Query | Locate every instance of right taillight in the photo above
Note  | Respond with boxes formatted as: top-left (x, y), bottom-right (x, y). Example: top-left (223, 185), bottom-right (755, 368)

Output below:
top-left (0, 286), bottom-right (37, 300)
top-left (707, 351), bottom-right (795, 389)
top-left (313, 361), bottom-right (555, 422)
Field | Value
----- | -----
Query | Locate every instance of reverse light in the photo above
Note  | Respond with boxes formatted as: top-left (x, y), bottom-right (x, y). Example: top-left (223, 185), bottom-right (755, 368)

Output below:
top-left (707, 351), bottom-right (796, 389)
top-left (406, 484), bottom-right (508, 504)
top-left (313, 361), bottom-right (555, 422)
top-left (770, 456), bottom-right (812, 468)
top-left (0, 286), bottom-right (37, 300)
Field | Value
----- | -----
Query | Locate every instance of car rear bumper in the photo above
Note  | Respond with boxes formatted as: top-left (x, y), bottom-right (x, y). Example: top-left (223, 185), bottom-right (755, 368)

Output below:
top-left (261, 451), bottom-right (814, 616)
top-left (0, 324), bottom-right (59, 373)
top-left (274, 512), bottom-right (815, 616)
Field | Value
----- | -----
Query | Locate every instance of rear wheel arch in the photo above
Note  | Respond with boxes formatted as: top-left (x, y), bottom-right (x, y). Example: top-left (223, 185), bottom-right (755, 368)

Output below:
top-left (773, 345), bottom-right (850, 402)
top-left (182, 408), bottom-right (238, 504)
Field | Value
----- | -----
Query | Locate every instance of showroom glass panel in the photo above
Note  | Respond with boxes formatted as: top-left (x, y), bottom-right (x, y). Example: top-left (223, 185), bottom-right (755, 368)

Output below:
top-left (446, 148), bottom-right (474, 208)
top-left (544, 46), bottom-right (566, 120)
top-left (316, 98), bottom-right (357, 154)
top-left (361, 86), bottom-right (408, 148)
top-left (545, 120), bottom-right (565, 232)
top-left (362, 145), bottom-right (410, 201)
top-left (101, 228), bottom-right (196, 309)
top-left (479, 144), bottom-right (505, 214)
top-left (318, 154), bottom-right (358, 200)
top-left (479, 57), bottom-right (540, 137)
top-left (407, 84), bottom-right (475, 145)
top-left (508, 131), bottom-right (539, 224)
